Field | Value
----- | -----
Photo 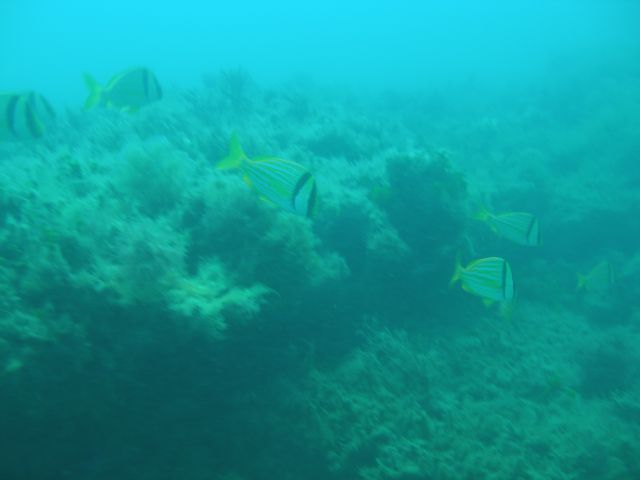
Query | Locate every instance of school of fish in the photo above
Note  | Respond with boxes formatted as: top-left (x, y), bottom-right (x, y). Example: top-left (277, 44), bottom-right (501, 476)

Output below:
top-left (2, 66), bottom-right (612, 309)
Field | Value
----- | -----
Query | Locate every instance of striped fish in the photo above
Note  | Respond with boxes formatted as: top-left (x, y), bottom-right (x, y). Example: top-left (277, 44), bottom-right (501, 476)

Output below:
top-left (0, 91), bottom-right (55, 139)
top-left (217, 134), bottom-right (317, 217)
top-left (83, 67), bottom-right (162, 111)
top-left (450, 256), bottom-right (515, 304)
top-left (477, 209), bottom-right (541, 246)
top-left (26, 91), bottom-right (56, 121)
top-left (577, 261), bottom-right (614, 293)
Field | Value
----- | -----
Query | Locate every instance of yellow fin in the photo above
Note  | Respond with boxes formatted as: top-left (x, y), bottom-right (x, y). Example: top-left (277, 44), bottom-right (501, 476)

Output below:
top-left (217, 133), bottom-right (248, 170)
top-left (83, 73), bottom-right (102, 109)
top-left (474, 206), bottom-right (492, 222)
top-left (449, 253), bottom-right (463, 287)
top-left (482, 298), bottom-right (495, 308)
top-left (499, 300), bottom-right (515, 319)
top-left (242, 174), bottom-right (253, 188)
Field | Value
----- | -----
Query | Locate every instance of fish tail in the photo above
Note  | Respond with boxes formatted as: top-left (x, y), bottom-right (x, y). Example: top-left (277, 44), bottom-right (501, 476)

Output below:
top-left (217, 133), bottom-right (248, 170)
top-left (576, 273), bottom-right (586, 291)
top-left (449, 253), bottom-right (463, 287)
top-left (83, 73), bottom-right (102, 109)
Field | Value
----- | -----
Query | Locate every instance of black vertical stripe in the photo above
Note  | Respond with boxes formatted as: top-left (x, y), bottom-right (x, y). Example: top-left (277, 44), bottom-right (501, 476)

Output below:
top-left (142, 69), bottom-right (150, 100)
top-left (6, 95), bottom-right (20, 135)
top-left (291, 172), bottom-right (312, 208)
top-left (40, 94), bottom-right (56, 118)
top-left (24, 101), bottom-right (41, 137)
top-left (306, 181), bottom-right (317, 218)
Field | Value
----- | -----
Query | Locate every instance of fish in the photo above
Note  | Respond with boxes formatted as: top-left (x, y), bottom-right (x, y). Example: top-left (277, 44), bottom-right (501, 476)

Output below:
top-left (450, 256), bottom-right (515, 304)
top-left (476, 208), bottom-right (541, 246)
top-left (577, 261), bottom-right (614, 293)
top-left (0, 91), bottom-right (55, 139)
top-left (83, 67), bottom-right (162, 111)
top-left (24, 91), bottom-right (56, 123)
top-left (217, 134), bottom-right (317, 217)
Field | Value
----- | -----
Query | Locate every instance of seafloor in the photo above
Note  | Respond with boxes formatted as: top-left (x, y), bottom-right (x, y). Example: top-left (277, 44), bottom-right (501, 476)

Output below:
top-left (0, 67), bottom-right (639, 479)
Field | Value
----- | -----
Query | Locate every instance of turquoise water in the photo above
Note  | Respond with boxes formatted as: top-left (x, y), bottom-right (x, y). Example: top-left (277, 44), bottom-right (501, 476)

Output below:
top-left (1, 1), bottom-right (640, 479)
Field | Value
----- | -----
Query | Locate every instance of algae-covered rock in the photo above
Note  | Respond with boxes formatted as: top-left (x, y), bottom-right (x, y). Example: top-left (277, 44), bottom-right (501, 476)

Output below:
top-left (167, 259), bottom-right (271, 338)
top-left (384, 152), bottom-right (468, 257)
top-left (114, 138), bottom-right (194, 217)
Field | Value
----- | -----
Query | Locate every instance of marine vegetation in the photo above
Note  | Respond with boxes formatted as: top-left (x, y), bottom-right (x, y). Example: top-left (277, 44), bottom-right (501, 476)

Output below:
top-left (1, 59), bottom-right (639, 480)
